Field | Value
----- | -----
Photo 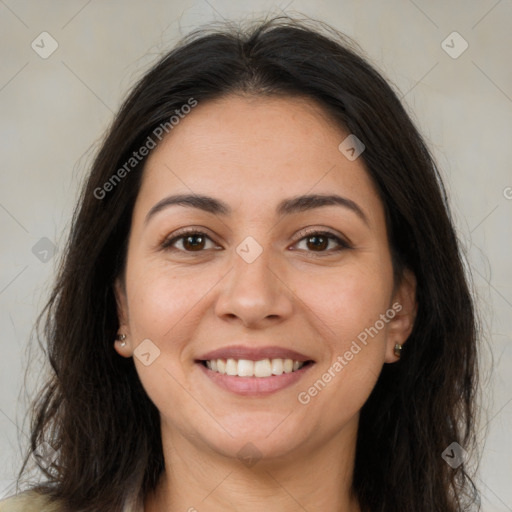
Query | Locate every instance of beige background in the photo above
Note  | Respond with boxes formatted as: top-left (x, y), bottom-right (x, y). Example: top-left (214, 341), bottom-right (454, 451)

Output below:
top-left (0, 0), bottom-right (511, 509)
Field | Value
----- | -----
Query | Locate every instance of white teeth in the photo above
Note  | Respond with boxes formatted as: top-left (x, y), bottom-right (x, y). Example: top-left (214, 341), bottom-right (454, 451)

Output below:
top-left (225, 358), bottom-right (238, 376)
top-left (283, 359), bottom-right (293, 373)
top-left (271, 358), bottom-right (284, 375)
top-left (237, 359), bottom-right (254, 377)
top-left (203, 358), bottom-right (307, 377)
top-left (254, 359), bottom-right (272, 377)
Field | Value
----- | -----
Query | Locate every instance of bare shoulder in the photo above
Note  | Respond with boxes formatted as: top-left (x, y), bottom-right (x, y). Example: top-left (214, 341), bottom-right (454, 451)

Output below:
top-left (0, 490), bottom-right (63, 512)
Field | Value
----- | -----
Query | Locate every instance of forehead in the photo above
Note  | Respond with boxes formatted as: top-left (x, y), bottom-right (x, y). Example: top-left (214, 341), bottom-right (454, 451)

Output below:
top-left (135, 94), bottom-right (382, 223)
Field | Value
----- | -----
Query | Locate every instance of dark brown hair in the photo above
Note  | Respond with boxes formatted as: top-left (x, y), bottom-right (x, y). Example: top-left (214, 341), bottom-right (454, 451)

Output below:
top-left (16, 14), bottom-right (480, 511)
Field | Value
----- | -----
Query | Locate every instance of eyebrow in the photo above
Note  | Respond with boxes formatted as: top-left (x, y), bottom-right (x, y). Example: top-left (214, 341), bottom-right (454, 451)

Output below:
top-left (144, 193), bottom-right (369, 226)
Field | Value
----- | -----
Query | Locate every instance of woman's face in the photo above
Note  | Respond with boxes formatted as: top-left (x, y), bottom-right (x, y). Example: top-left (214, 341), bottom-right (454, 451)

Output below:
top-left (115, 95), bottom-right (415, 462)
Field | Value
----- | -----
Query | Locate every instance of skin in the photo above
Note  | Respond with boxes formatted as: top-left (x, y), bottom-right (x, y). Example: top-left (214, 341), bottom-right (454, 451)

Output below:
top-left (114, 95), bottom-right (416, 512)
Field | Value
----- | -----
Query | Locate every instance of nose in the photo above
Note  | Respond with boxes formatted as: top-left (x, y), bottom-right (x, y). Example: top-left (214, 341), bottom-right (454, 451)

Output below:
top-left (214, 244), bottom-right (294, 329)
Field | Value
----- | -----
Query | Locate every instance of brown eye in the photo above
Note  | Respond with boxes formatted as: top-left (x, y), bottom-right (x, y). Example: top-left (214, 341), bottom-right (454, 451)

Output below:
top-left (161, 231), bottom-right (217, 252)
top-left (294, 230), bottom-right (350, 253)
top-left (181, 234), bottom-right (206, 251)
top-left (305, 234), bottom-right (329, 251)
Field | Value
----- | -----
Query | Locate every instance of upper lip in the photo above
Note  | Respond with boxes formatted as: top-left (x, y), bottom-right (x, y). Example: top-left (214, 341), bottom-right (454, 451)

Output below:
top-left (197, 345), bottom-right (314, 362)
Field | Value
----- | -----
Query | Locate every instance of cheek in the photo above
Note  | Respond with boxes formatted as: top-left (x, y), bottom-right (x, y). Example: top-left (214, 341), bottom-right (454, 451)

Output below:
top-left (293, 262), bottom-right (392, 414)
top-left (125, 260), bottom-right (219, 341)
top-left (296, 261), bottom-right (393, 348)
top-left (124, 263), bottom-right (215, 429)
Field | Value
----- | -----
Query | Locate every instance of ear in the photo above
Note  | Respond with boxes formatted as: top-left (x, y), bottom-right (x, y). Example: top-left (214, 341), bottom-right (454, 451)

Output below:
top-left (385, 268), bottom-right (417, 363)
top-left (113, 276), bottom-right (132, 357)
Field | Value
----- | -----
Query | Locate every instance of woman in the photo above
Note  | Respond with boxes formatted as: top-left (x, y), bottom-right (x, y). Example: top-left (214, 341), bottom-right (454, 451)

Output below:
top-left (1, 14), bottom-right (480, 512)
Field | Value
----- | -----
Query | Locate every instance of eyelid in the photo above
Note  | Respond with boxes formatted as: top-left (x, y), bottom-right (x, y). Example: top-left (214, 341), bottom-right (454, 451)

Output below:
top-left (159, 226), bottom-right (220, 249)
top-left (292, 226), bottom-right (352, 248)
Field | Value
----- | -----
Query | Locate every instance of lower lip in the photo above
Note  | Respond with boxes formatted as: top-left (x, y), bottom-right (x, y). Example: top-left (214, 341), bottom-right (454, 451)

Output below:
top-left (196, 362), bottom-right (315, 396)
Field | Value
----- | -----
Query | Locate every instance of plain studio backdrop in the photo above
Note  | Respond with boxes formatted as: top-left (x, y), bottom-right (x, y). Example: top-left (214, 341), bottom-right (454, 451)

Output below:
top-left (0, 1), bottom-right (510, 510)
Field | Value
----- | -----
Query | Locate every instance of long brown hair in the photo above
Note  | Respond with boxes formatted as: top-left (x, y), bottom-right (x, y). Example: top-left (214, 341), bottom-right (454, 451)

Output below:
top-left (16, 14), bottom-right (481, 511)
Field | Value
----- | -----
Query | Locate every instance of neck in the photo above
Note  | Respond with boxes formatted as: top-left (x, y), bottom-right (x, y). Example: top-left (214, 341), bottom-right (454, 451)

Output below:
top-left (145, 416), bottom-right (361, 512)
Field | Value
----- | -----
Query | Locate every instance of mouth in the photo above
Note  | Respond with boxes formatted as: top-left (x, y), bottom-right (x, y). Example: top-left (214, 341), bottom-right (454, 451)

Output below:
top-left (197, 358), bottom-right (315, 377)
top-left (194, 345), bottom-right (316, 396)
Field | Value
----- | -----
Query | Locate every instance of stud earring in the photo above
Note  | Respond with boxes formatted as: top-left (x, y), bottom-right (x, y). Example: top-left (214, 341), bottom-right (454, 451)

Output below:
top-left (116, 333), bottom-right (127, 347)
top-left (393, 343), bottom-right (402, 358)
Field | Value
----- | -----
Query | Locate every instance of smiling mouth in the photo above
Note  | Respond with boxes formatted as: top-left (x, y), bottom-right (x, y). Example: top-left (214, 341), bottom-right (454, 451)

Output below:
top-left (197, 358), bottom-right (315, 378)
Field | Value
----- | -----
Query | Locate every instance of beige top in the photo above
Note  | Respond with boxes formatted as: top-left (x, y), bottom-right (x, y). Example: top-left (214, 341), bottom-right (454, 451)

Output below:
top-left (0, 490), bottom-right (144, 512)
top-left (0, 492), bottom-right (61, 512)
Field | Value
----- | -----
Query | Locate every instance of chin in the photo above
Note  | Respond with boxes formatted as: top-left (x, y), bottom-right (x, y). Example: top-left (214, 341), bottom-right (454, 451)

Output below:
top-left (195, 414), bottom-right (313, 462)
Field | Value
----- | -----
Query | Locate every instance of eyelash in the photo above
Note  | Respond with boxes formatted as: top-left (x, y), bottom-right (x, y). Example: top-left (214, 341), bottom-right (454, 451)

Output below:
top-left (160, 227), bottom-right (351, 256)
